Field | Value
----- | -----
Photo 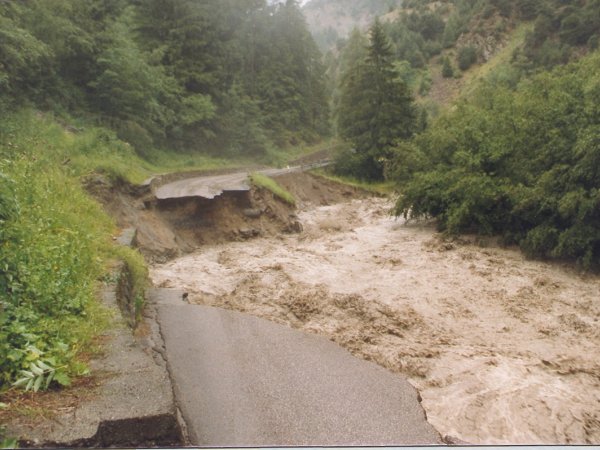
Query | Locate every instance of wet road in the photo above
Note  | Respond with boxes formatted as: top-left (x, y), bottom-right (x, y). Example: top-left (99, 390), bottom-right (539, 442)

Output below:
top-left (150, 288), bottom-right (442, 446)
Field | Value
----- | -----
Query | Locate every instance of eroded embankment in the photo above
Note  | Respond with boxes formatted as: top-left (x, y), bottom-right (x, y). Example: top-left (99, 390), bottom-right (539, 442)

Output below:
top-left (151, 192), bottom-right (600, 445)
top-left (87, 172), bottom-right (353, 262)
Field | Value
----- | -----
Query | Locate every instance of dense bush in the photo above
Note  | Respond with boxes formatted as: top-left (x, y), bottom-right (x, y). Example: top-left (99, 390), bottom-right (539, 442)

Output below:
top-left (457, 45), bottom-right (478, 70)
top-left (393, 51), bottom-right (600, 267)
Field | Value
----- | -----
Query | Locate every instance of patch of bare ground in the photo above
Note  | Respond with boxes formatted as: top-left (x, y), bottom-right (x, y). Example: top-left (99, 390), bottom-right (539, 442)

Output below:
top-left (151, 196), bottom-right (600, 445)
top-left (0, 376), bottom-right (102, 441)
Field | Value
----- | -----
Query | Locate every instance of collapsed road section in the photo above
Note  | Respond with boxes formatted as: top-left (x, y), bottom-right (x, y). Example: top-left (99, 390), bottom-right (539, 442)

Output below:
top-left (154, 167), bottom-right (299, 200)
top-left (149, 288), bottom-right (442, 446)
top-left (87, 169), bottom-right (444, 445)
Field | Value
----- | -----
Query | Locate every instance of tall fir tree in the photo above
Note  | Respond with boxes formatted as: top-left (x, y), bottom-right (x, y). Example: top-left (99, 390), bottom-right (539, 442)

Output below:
top-left (331, 28), bottom-right (368, 134)
top-left (337, 18), bottom-right (416, 180)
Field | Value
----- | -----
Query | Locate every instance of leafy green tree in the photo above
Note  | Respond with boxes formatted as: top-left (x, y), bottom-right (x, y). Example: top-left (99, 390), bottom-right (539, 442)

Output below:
top-left (234, 0), bottom-right (329, 146)
top-left (0, 3), bottom-right (51, 102)
top-left (394, 51), bottom-right (600, 267)
top-left (441, 12), bottom-right (464, 48)
top-left (330, 28), bottom-right (368, 134)
top-left (215, 83), bottom-right (270, 157)
top-left (337, 19), bottom-right (416, 180)
top-left (90, 12), bottom-right (173, 150)
top-left (133, 0), bottom-right (328, 152)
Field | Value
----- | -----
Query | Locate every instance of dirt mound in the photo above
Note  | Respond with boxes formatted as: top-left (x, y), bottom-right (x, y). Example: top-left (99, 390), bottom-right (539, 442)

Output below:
top-left (86, 171), bottom-right (360, 262)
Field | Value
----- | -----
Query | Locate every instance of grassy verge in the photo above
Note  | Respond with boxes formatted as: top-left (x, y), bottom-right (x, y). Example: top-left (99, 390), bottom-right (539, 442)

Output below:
top-left (9, 111), bottom-right (254, 186)
top-left (311, 168), bottom-right (395, 195)
top-left (111, 246), bottom-right (149, 324)
top-left (0, 110), bottom-right (152, 395)
top-left (250, 173), bottom-right (296, 206)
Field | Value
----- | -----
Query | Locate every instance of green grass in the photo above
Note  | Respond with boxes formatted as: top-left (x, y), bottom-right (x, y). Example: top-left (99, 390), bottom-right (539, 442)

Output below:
top-left (111, 245), bottom-right (148, 324)
top-left (0, 110), bottom-right (132, 392)
top-left (250, 173), bottom-right (296, 206)
top-left (0, 422), bottom-right (17, 448)
top-left (6, 111), bottom-right (254, 186)
top-left (311, 169), bottom-right (395, 195)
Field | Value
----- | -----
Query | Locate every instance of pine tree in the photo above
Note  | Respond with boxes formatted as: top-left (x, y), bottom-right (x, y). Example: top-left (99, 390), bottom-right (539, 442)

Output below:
top-left (337, 18), bottom-right (416, 180)
top-left (441, 55), bottom-right (454, 78)
top-left (331, 28), bottom-right (368, 134)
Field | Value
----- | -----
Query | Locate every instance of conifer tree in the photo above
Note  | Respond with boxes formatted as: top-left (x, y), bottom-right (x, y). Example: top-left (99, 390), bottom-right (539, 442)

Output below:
top-left (331, 28), bottom-right (368, 134)
top-left (337, 18), bottom-right (416, 180)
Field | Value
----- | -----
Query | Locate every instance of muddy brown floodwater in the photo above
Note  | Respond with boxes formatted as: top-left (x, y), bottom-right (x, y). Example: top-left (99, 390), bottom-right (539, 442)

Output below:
top-left (151, 197), bottom-right (600, 445)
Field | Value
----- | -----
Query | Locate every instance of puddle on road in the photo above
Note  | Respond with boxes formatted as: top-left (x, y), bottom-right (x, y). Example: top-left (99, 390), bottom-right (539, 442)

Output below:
top-left (151, 197), bottom-right (600, 445)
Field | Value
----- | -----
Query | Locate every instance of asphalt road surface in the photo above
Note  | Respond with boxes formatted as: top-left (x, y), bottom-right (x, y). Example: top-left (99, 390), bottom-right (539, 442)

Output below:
top-left (154, 167), bottom-right (300, 200)
top-left (151, 288), bottom-right (443, 446)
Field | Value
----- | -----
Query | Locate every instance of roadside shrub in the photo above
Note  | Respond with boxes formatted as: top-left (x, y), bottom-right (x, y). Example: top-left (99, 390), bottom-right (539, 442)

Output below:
top-left (0, 155), bottom-right (114, 389)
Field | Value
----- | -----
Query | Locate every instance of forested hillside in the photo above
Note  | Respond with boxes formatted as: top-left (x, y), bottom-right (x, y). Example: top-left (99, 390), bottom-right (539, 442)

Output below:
top-left (378, 0), bottom-right (600, 82)
top-left (0, 0), bottom-right (328, 157)
top-left (326, 0), bottom-right (600, 267)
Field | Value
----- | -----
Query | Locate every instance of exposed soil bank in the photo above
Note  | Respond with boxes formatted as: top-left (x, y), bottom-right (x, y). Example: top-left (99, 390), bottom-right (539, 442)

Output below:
top-left (86, 173), bottom-right (346, 262)
top-left (151, 196), bottom-right (600, 445)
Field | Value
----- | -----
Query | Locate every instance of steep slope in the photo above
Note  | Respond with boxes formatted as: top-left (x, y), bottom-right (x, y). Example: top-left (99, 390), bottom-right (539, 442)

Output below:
top-left (325, 0), bottom-right (599, 110)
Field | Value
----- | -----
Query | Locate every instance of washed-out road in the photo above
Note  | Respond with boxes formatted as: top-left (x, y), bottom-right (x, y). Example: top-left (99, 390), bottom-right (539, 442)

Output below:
top-left (150, 288), bottom-right (442, 446)
top-left (155, 167), bottom-right (300, 200)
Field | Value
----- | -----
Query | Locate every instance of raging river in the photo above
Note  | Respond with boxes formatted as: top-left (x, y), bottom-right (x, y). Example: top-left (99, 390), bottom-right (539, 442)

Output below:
top-left (151, 196), bottom-right (600, 445)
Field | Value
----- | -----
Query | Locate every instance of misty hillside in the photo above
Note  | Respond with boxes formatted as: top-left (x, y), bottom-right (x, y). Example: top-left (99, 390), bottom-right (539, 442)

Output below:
top-left (303, 0), bottom-right (403, 50)
top-left (322, 0), bottom-right (600, 108)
